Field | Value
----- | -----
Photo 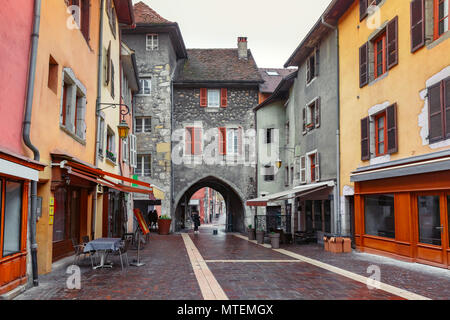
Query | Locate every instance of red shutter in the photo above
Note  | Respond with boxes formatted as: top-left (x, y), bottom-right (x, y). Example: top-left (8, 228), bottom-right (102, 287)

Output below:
top-left (411, 0), bottom-right (425, 53)
top-left (429, 82), bottom-right (444, 143)
top-left (386, 103), bottom-right (398, 154)
top-left (81, 0), bottom-right (90, 41)
top-left (186, 128), bottom-right (193, 155)
top-left (220, 88), bottom-right (227, 108)
top-left (445, 78), bottom-right (450, 138)
top-left (194, 128), bottom-right (202, 155)
top-left (387, 16), bottom-right (398, 70)
top-left (200, 88), bottom-right (207, 107)
top-left (218, 127), bottom-right (227, 155)
top-left (359, 42), bottom-right (369, 88)
top-left (360, 0), bottom-right (368, 21)
top-left (361, 117), bottom-right (370, 160)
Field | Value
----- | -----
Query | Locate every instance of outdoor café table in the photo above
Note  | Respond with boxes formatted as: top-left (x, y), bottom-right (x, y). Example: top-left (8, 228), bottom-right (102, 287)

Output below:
top-left (83, 238), bottom-right (122, 269)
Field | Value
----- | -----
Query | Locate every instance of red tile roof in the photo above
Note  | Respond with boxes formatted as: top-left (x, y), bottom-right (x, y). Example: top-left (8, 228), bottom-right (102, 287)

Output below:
top-left (133, 1), bottom-right (173, 24)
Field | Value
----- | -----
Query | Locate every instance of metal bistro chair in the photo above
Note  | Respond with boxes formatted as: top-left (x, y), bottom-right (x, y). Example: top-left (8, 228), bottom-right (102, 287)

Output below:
top-left (72, 238), bottom-right (96, 268)
top-left (115, 234), bottom-right (132, 271)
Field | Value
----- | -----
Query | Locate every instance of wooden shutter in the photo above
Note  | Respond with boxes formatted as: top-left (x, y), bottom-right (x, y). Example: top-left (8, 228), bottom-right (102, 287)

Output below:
top-left (445, 78), bottom-right (450, 138)
top-left (185, 128), bottom-right (193, 155)
top-left (361, 117), bottom-right (370, 160)
top-left (220, 88), bottom-right (227, 108)
top-left (387, 16), bottom-right (398, 70)
top-left (411, 0), bottom-right (425, 53)
top-left (315, 152), bottom-right (320, 182)
top-left (359, 42), bottom-right (369, 88)
top-left (81, 0), bottom-right (90, 41)
top-left (315, 98), bottom-right (321, 128)
top-left (111, 63), bottom-right (115, 98)
top-left (218, 127), bottom-right (227, 155)
top-left (200, 88), bottom-right (207, 107)
top-left (105, 43), bottom-right (111, 85)
top-left (302, 107), bottom-right (307, 135)
top-left (300, 156), bottom-right (306, 184)
top-left (360, 0), bottom-right (368, 21)
top-left (386, 103), bottom-right (398, 154)
top-left (428, 82), bottom-right (444, 143)
top-left (130, 134), bottom-right (137, 168)
top-left (76, 97), bottom-right (86, 140)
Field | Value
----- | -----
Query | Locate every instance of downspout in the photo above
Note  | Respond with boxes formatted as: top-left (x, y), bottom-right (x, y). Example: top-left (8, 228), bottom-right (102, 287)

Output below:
top-left (170, 62), bottom-right (177, 230)
top-left (22, 0), bottom-right (41, 287)
top-left (93, 0), bottom-right (105, 239)
top-left (321, 17), bottom-right (341, 236)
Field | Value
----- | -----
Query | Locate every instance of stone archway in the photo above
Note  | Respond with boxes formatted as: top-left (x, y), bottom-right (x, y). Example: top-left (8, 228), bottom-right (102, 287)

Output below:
top-left (173, 176), bottom-right (246, 233)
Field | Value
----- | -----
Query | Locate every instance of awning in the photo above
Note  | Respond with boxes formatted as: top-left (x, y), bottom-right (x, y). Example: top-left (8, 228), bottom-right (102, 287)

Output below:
top-left (246, 181), bottom-right (335, 207)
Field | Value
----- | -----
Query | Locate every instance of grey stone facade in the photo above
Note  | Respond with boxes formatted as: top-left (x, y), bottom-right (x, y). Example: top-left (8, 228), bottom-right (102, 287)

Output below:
top-left (122, 32), bottom-right (179, 216)
top-left (172, 87), bottom-right (259, 232)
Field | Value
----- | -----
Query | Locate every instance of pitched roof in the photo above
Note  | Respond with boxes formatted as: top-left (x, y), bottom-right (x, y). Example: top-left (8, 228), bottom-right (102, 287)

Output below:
top-left (174, 49), bottom-right (263, 84)
top-left (259, 68), bottom-right (297, 93)
top-left (133, 1), bottom-right (172, 24)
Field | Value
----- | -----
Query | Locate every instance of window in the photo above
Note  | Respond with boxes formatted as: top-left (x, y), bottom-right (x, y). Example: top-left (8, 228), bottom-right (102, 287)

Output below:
top-left (418, 195), bottom-right (442, 245)
top-left (411, 0), bottom-right (449, 52)
top-left (265, 128), bottom-right (274, 144)
top-left (290, 166), bottom-right (294, 186)
top-left (306, 49), bottom-right (319, 84)
top-left (48, 55), bottom-right (58, 93)
top-left (106, 128), bottom-right (116, 162)
top-left (60, 69), bottom-right (86, 141)
top-left (303, 98), bottom-right (320, 134)
top-left (185, 127), bottom-right (202, 155)
top-left (264, 165), bottom-right (275, 181)
top-left (106, 0), bottom-right (116, 38)
top-left (374, 32), bottom-right (386, 79)
top-left (135, 117), bottom-right (152, 133)
top-left (200, 88), bottom-right (227, 108)
top-left (305, 151), bottom-right (320, 183)
top-left (138, 78), bottom-right (151, 95)
top-left (285, 167), bottom-right (289, 186)
top-left (67, 0), bottom-right (90, 42)
top-left (375, 112), bottom-right (387, 156)
top-left (98, 117), bottom-right (105, 157)
top-left (285, 122), bottom-right (290, 145)
top-left (364, 194), bottom-right (395, 239)
top-left (136, 154), bottom-right (151, 176)
top-left (361, 104), bottom-right (398, 160)
top-left (309, 153), bottom-right (316, 182)
top-left (428, 77), bottom-right (450, 143)
top-left (360, 17), bottom-right (398, 87)
top-left (435, 0), bottom-right (449, 39)
top-left (146, 34), bottom-right (159, 51)
top-left (2, 180), bottom-right (23, 257)
top-left (360, 0), bottom-right (382, 21)
top-left (227, 128), bottom-right (239, 155)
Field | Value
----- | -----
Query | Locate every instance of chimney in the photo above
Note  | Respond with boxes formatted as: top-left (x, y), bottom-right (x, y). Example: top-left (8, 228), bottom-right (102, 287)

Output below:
top-left (237, 37), bottom-right (248, 60)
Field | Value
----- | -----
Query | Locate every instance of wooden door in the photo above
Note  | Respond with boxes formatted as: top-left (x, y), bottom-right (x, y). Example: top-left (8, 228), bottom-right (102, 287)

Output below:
top-left (414, 192), bottom-right (449, 267)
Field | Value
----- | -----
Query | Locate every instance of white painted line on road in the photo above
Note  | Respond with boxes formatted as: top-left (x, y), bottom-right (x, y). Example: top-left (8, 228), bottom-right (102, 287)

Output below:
top-left (182, 233), bottom-right (228, 300)
top-left (233, 234), bottom-right (431, 300)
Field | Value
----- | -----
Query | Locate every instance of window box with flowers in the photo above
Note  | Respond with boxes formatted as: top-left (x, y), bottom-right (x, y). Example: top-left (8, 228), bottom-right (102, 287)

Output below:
top-left (106, 150), bottom-right (116, 163)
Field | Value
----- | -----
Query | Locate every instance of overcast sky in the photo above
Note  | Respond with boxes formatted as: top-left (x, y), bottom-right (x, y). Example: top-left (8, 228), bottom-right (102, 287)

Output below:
top-left (133, 0), bottom-right (332, 68)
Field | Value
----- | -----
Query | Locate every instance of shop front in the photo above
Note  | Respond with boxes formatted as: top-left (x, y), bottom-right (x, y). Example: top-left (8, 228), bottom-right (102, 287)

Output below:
top-left (351, 151), bottom-right (450, 269)
top-left (0, 149), bottom-right (45, 294)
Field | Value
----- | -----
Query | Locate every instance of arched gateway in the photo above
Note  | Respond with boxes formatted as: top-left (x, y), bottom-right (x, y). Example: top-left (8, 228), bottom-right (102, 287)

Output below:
top-left (174, 176), bottom-right (247, 233)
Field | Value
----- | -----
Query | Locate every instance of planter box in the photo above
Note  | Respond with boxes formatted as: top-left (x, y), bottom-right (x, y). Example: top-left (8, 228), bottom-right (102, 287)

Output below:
top-left (248, 229), bottom-right (256, 241)
top-left (256, 231), bottom-right (265, 244)
top-left (269, 233), bottom-right (280, 249)
top-left (329, 237), bottom-right (344, 253)
top-left (158, 219), bottom-right (172, 235)
top-left (343, 238), bottom-right (352, 253)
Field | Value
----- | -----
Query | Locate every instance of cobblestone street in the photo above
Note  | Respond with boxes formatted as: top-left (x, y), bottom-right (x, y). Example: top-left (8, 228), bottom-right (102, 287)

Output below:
top-left (16, 224), bottom-right (450, 300)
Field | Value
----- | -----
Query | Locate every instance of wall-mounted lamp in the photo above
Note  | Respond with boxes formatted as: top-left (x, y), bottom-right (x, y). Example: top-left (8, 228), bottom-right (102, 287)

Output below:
top-left (98, 103), bottom-right (131, 140)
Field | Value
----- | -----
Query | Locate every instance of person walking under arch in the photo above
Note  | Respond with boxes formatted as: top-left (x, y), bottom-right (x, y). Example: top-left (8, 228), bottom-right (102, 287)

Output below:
top-left (192, 207), bottom-right (201, 234)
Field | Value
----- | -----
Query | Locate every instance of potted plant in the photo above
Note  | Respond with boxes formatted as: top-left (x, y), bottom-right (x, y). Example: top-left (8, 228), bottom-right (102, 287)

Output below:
top-left (247, 224), bottom-right (256, 240)
top-left (158, 215), bottom-right (172, 235)
top-left (256, 228), bottom-right (265, 244)
top-left (269, 232), bottom-right (281, 249)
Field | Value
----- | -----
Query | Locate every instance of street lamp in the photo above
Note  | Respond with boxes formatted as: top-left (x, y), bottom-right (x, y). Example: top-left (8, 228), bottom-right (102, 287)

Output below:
top-left (98, 103), bottom-right (131, 140)
top-left (275, 147), bottom-right (296, 169)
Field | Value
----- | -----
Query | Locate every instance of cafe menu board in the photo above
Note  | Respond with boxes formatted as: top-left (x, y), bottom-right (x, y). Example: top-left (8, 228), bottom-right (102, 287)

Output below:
top-left (133, 208), bottom-right (150, 235)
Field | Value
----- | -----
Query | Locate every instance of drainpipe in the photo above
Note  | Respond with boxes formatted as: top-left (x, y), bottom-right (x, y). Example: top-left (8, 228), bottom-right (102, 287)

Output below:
top-left (93, 0), bottom-right (105, 238)
top-left (321, 17), bottom-right (341, 236)
top-left (22, 0), bottom-right (41, 287)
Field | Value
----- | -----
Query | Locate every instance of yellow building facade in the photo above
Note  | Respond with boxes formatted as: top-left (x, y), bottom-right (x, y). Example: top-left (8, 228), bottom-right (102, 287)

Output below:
top-left (336, 0), bottom-right (450, 268)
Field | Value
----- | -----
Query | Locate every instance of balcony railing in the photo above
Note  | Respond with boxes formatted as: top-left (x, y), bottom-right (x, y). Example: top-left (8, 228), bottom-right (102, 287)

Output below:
top-left (254, 215), bottom-right (291, 233)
